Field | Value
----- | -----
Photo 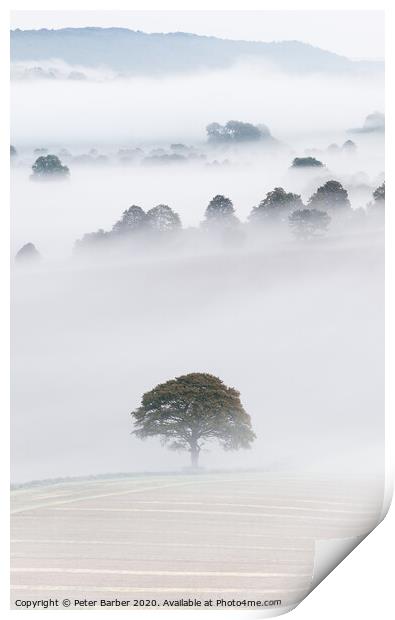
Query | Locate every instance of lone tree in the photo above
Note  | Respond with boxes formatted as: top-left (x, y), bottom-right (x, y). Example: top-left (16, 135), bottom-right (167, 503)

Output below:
top-left (289, 208), bottom-right (331, 240)
top-left (308, 180), bottom-right (350, 210)
top-left (146, 204), bottom-right (181, 232)
top-left (131, 373), bottom-right (256, 468)
top-left (249, 187), bottom-right (303, 221)
top-left (31, 154), bottom-right (70, 180)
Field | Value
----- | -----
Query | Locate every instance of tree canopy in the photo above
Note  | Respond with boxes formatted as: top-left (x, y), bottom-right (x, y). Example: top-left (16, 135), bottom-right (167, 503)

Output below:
top-left (308, 180), bottom-right (350, 210)
top-left (204, 195), bottom-right (239, 227)
top-left (351, 111), bottom-right (385, 134)
top-left (250, 187), bottom-right (303, 221)
top-left (373, 182), bottom-right (385, 204)
top-left (112, 205), bottom-right (147, 235)
top-left (131, 373), bottom-right (256, 467)
top-left (75, 229), bottom-right (110, 252)
top-left (291, 156), bottom-right (324, 168)
top-left (31, 154), bottom-right (70, 180)
top-left (146, 204), bottom-right (181, 232)
top-left (75, 203), bottom-right (182, 251)
top-left (15, 242), bottom-right (41, 263)
top-left (206, 120), bottom-right (271, 143)
top-left (342, 140), bottom-right (356, 152)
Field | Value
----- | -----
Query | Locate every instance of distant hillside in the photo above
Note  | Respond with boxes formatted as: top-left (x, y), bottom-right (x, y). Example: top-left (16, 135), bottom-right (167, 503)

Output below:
top-left (10, 28), bottom-right (383, 77)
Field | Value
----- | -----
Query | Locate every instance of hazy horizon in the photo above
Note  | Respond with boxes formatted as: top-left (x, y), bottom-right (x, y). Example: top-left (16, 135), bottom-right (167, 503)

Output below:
top-left (10, 10), bottom-right (384, 60)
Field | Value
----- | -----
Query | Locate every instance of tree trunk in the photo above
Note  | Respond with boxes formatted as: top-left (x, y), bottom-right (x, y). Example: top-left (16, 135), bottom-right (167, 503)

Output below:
top-left (190, 445), bottom-right (200, 468)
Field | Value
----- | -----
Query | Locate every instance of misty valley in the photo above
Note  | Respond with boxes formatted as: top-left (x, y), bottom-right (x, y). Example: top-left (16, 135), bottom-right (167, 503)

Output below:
top-left (10, 18), bottom-right (385, 609)
top-left (11, 117), bottom-right (384, 481)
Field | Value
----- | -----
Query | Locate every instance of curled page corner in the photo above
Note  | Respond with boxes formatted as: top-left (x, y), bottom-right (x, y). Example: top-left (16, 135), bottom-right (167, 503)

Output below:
top-left (311, 535), bottom-right (365, 590)
top-left (311, 473), bottom-right (393, 594)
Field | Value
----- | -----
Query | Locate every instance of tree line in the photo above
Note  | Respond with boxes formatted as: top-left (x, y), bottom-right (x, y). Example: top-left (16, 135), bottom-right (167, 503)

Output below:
top-left (75, 180), bottom-right (385, 250)
top-left (15, 179), bottom-right (385, 262)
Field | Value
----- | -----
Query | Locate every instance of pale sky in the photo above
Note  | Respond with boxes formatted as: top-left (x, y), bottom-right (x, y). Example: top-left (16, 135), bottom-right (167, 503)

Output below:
top-left (10, 10), bottom-right (384, 60)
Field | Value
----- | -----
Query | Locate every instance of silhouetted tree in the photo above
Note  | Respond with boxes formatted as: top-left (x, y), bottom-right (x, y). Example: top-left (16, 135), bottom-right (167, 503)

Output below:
top-left (112, 206), bottom-right (147, 235)
top-left (291, 157), bottom-right (324, 168)
top-left (131, 373), bottom-right (256, 468)
top-left (204, 195), bottom-right (239, 227)
top-left (249, 187), bottom-right (303, 221)
top-left (146, 204), bottom-right (181, 232)
top-left (15, 242), bottom-right (41, 263)
top-left (31, 154), bottom-right (70, 180)
top-left (289, 209), bottom-right (331, 239)
top-left (308, 180), bottom-right (350, 210)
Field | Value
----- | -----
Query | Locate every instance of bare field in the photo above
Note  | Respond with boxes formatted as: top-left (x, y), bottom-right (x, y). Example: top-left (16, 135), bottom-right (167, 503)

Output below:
top-left (10, 471), bottom-right (383, 609)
